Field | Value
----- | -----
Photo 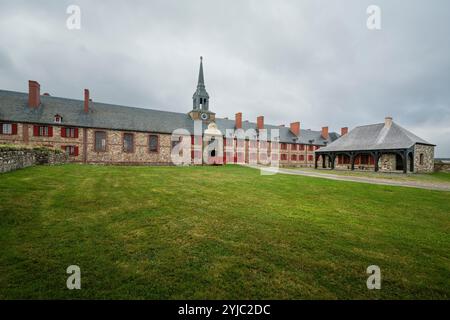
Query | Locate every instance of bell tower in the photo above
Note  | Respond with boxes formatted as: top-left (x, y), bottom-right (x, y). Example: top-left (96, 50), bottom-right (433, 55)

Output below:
top-left (189, 56), bottom-right (215, 122)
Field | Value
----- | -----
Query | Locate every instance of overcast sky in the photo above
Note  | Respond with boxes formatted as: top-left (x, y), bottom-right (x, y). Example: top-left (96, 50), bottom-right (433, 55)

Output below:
top-left (0, 0), bottom-right (449, 156)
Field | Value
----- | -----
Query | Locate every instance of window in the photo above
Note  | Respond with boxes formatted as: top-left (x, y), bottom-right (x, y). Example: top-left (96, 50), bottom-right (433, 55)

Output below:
top-left (308, 155), bottom-right (313, 161)
top-left (149, 135), bottom-right (159, 152)
top-left (299, 144), bottom-right (305, 151)
top-left (61, 127), bottom-right (78, 138)
top-left (171, 136), bottom-right (182, 150)
top-left (1, 123), bottom-right (16, 135)
top-left (281, 154), bottom-right (287, 161)
top-left (419, 153), bottom-right (424, 165)
top-left (33, 125), bottom-right (53, 137)
top-left (308, 145), bottom-right (314, 151)
top-left (291, 144), bottom-right (297, 151)
top-left (291, 154), bottom-right (297, 161)
top-left (40, 126), bottom-right (48, 136)
top-left (63, 145), bottom-right (78, 156)
top-left (54, 115), bottom-right (62, 123)
top-left (281, 143), bottom-right (287, 150)
top-left (299, 155), bottom-right (305, 161)
top-left (123, 133), bottom-right (134, 153)
top-left (95, 131), bottom-right (107, 152)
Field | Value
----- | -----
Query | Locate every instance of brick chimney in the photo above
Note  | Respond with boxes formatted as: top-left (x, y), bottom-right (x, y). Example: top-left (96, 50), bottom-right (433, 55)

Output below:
top-left (384, 116), bottom-right (393, 128)
top-left (28, 80), bottom-right (40, 108)
top-left (235, 112), bottom-right (242, 129)
top-left (84, 89), bottom-right (90, 113)
top-left (341, 127), bottom-right (348, 136)
top-left (321, 126), bottom-right (329, 139)
top-left (290, 122), bottom-right (300, 136)
top-left (257, 116), bottom-right (264, 130)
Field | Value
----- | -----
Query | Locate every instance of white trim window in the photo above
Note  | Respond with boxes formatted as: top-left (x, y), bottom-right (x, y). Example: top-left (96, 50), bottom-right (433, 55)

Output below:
top-left (65, 146), bottom-right (75, 156)
top-left (2, 123), bottom-right (12, 134)
top-left (67, 128), bottom-right (76, 138)
top-left (39, 126), bottom-right (49, 136)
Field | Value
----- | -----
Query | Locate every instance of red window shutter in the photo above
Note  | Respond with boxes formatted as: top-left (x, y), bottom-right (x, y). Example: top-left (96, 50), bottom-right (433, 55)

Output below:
top-left (74, 146), bottom-right (79, 156)
top-left (33, 125), bottom-right (39, 136)
top-left (61, 127), bottom-right (66, 137)
top-left (191, 150), bottom-right (194, 159)
top-left (74, 128), bottom-right (79, 138)
top-left (48, 126), bottom-right (53, 137)
top-left (11, 123), bottom-right (17, 135)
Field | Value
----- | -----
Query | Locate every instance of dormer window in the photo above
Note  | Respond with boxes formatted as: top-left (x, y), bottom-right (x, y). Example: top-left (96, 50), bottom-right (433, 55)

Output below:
top-left (54, 115), bottom-right (62, 124)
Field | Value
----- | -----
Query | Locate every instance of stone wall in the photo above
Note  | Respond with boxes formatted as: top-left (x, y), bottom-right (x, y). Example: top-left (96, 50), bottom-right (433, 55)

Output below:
top-left (379, 154), bottom-right (396, 172)
top-left (414, 144), bottom-right (434, 173)
top-left (434, 160), bottom-right (450, 172)
top-left (0, 122), bottom-right (322, 167)
top-left (0, 146), bottom-right (67, 173)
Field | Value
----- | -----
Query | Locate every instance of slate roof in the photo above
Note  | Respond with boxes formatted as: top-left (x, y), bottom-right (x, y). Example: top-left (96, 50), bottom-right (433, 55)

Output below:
top-left (0, 89), bottom-right (337, 145)
top-left (316, 122), bottom-right (434, 153)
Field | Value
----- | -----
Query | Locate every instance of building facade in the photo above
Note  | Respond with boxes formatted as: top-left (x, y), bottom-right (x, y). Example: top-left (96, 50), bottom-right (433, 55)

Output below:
top-left (315, 117), bottom-right (435, 173)
top-left (0, 58), bottom-right (339, 166)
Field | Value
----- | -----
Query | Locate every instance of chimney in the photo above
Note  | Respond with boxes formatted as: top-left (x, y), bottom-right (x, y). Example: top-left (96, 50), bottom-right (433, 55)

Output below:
top-left (235, 112), bottom-right (242, 129)
top-left (257, 116), bottom-right (264, 130)
top-left (321, 126), bottom-right (329, 139)
top-left (84, 89), bottom-right (90, 113)
top-left (341, 127), bottom-right (348, 136)
top-left (384, 116), bottom-right (393, 128)
top-left (290, 122), bottom-right (300, 136)
top-left (28, 80), bottom-right (40, 108)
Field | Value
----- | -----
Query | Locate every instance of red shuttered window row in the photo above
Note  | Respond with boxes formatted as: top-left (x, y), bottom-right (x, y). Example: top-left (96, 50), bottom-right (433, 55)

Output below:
top-left (33, 125), bottom-right (53, 137)
top-left (61, 145), bottom-right (79, 156)
top-left (61, 127), bottom-right (79, 138)
top-left (0, 123), bottom-right (18, 135)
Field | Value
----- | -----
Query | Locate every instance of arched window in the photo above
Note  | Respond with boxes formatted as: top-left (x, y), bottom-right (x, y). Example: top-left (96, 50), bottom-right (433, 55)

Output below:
top-left (419, 153), bottom-right (424, 165)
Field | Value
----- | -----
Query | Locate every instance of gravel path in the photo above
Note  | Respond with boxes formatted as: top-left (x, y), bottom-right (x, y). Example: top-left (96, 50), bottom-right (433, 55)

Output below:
top-left (255, 166), bottom-right (450, 192)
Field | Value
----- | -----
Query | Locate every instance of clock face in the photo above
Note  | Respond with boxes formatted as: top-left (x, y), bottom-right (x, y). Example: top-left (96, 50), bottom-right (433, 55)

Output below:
top-left (200, 113), bottom-right (209, 120)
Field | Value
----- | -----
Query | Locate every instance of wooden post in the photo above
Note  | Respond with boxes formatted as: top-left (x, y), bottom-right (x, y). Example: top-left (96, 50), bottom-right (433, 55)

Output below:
top-left (403, 150), bottom-right (407, 174)
top-left (350, 153), bottom-right (355, 171)
top-left (374, 152), bottom-right (380, 172)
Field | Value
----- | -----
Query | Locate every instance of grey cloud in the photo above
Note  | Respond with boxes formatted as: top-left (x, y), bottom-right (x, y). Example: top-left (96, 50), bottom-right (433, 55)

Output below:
top-left (0, 0), bottom-right (448, 156)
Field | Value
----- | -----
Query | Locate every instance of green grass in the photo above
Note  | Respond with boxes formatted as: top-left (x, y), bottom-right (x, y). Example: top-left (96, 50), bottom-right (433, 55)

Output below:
top-left (0, 164), bottom-right (449, 299)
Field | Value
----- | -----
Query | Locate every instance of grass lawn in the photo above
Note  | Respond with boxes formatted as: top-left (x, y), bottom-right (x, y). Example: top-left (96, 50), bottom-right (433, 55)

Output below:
top-left (0, 164), bottom-right (449, 299)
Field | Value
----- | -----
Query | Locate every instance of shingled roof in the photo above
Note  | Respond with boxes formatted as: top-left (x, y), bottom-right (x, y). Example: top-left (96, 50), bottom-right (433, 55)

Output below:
top-left (317, 120), bottom-right (434, 152)
top-left (0, 89), bottom-right (338, 145)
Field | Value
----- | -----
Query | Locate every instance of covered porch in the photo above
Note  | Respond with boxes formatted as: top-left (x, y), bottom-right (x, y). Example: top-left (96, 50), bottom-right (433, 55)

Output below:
top-left (314, 148), bottom-right (415, 173)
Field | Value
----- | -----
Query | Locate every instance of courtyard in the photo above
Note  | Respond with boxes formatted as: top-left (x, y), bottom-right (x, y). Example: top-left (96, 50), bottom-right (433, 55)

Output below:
top-left (0, 164), bottom-right (449, 299)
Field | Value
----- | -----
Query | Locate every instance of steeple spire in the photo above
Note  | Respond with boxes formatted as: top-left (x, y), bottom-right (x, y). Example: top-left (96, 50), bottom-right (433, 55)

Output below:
top-left (192, 56), bottom-right (209, 111)
top-left (197, 56), bottom-right (205, 88)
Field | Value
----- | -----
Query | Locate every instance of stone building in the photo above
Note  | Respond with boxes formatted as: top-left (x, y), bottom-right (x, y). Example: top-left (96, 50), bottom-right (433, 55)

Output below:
top-left (0, 57), bottom-right (338, 166)
top-left (315, 117), bottom-right (435, 173)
